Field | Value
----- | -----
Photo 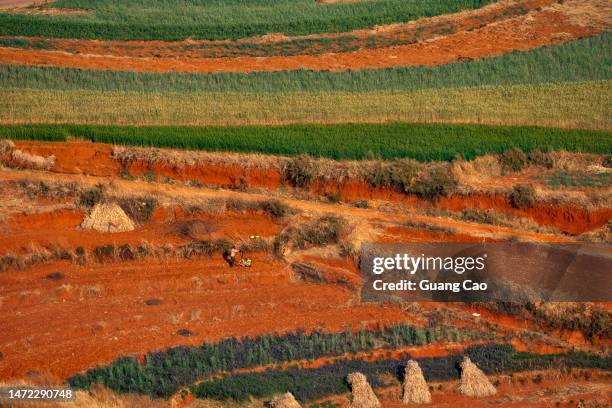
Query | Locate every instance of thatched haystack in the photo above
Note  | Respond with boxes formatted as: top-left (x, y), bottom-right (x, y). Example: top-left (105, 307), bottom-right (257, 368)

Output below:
top-left (269, 392), bottom-right (302, 408)
top-left (347, 372), bottom-right (380, 408)
top-left (81, 203), bottom-right (135, 233)
top-left (402, 360), bottom-right (431, 404)
top-left (458, 356), bottom-right (496, 397)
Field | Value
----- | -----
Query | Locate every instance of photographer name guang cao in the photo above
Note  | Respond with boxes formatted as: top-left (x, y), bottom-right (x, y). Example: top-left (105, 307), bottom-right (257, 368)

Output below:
top-left (372, 279), bottom-right (488, 293)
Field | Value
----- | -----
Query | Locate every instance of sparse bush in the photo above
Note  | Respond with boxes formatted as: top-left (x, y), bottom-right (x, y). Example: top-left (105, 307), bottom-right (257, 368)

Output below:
top-left (411, 165), bottom-right (457, 200)
top-left (225, 198), bottom-right (260, 213)
top-left (118, 196), bottom-right (157, 223)
top-left (528, 150), bottom-right (553, 168)
top-left (283, 155), bottom-right (315, 188)
top-left (142, 171), bottom-right (156, 182)
top-left (460, 209), bottom-right (500, 225)
top-left (510, 184), bottom-right (536, 209)
top-left (117, 244), bottom-right (134, 261)
top-left (135, 242), bottom-right (153, 258)
top-left (79, 186), bottom-right (104, 207)
top-left (261, 199), bottom-right (290, 218)
top-left (0, 254), bottom-right (22, 271)
top-left (240, 237), bottom-right (271, 254)
top-left (0, 139), bottom-right (14, 156)
top-left (602, 155), bottom-right (612, 168)
top-left (353, 200), bottom-right (369, 209)
top-left (297, 216), bottom-right (346, 248)
top-left (499, 148), bottom-right (527, 173)
top-left (367, 159), bottom-right (418, 192)
top-left (74, 246), bottom-right (87, 265)
top-left (180, 241), bottom-right (215, 259)
top-left (93, 244), bottom-right (115, 262)
top-left (325, 191), bottom-right (341, 203)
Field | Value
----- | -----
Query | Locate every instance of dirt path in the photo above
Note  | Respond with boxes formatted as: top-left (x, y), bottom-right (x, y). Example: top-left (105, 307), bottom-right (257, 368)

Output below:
top-left (0, 168), bottom-right (573, 243)
top-left (0, 0), bottom-right (607, 73)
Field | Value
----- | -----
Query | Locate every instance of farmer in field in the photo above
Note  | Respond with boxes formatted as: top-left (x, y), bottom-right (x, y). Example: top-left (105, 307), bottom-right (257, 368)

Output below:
top-left (223, 245), bottom-right (240, 267)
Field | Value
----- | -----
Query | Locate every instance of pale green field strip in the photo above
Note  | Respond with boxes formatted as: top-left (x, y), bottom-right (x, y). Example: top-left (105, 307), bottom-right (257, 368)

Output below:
top-left (1, 33), bottom-right (609, 94)
top-left (1, 81), bottom-right (610, 130)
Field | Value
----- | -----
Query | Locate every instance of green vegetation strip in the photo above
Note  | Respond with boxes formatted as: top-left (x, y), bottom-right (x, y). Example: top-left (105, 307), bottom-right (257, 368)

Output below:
top-left (68, 324), bottom-right (483, 398)
top-left (1, 34), bottom-right (609, 93)
top-left (0, 0), bottom-right (493, 41)
top-left (1, 81), bottom-right (610, 131)
top-left (190, 345), bottom-right (611, 402)
top-left (1, 122), bottom-right (610, 161)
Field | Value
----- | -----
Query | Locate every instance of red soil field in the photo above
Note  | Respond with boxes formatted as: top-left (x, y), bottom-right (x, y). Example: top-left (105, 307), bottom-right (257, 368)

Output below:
top-left (0, 0), bottom-right (604, 73)
top-left (0, 207), bottom-right (283, 254)
top-left (0, 253), bottom-right (414, 380)
top-left (11, 141), bottom-right (608, 235)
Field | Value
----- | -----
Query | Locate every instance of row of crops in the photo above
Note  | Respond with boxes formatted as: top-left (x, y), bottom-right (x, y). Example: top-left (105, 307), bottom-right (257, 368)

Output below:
top-left (191, 345), bottom-right (611, 402)
top-left (1, 123), bottom-right (610, 161)
top-left (68, 324), bottom-right (484, 398)
top-left (68, 328), bottom-right (611, 402)
top-left (0, 0), bottom-right (494, 41)
top-left (2, 34), bottom-right (609, 93)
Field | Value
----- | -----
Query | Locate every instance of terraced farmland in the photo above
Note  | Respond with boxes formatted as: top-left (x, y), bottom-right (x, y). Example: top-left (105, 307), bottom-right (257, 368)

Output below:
top-left (0, 0), bottom-right (610, 407)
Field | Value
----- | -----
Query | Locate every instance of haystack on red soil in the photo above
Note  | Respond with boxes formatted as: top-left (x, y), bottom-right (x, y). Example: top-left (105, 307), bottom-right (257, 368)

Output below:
top-left (402, 359), bottom-right (431, 404)
top-left (269, 392), bottom-right (302, 408)
top-left (81, 202), bottom-right (135, 232)
top-left (458, 356), bottom-right (497, 397)
top-left (347, 372), bottom-right (381, 408)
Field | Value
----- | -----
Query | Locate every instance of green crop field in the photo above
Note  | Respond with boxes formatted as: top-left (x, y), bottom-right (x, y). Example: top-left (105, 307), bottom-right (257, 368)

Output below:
top-left (1, 123), bottom-right (609, 161)
top-left (2, 34), bottom-right (609, 94)
top-left (0, 0), bottom-right (493, 41)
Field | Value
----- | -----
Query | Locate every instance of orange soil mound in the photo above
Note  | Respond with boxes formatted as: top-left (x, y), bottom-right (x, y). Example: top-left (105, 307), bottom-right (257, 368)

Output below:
top-left (0, 2), bottom-right (602, 73)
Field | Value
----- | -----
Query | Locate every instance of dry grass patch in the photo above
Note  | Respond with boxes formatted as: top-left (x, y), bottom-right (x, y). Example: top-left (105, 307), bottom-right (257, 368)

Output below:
top-left (10, 148), bottom-right (55, 170)
top-left (2, 82), bottom-right (610, 129)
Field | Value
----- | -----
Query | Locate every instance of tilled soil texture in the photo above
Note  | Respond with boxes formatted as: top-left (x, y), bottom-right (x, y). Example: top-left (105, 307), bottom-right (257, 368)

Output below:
top-left (0, 254), bottom-right (414, 380)
top-left (0, 0), bottom-right (608, 73)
